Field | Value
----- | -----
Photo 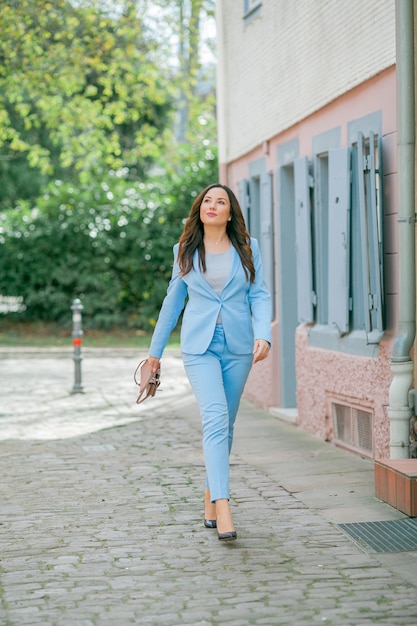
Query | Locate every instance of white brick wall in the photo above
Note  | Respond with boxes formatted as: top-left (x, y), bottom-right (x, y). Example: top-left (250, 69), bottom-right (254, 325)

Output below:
top-left (216, 0), bottom-right (395, 163)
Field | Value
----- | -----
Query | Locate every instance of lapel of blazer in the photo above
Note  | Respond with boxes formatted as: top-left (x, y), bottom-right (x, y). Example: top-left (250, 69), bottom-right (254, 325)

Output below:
top-left (223, 246), bottom-right (241, 291)
top-left (192, 250), bottom-right (217, 296)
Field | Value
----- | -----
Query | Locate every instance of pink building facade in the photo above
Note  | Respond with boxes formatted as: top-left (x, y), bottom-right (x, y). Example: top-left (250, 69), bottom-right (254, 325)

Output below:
top-left (216, 1), bottom-right (416, 461)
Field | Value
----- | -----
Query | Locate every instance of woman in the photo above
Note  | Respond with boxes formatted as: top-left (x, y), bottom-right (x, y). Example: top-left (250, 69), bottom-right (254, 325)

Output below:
top-left (147, 183), bottom-right (271, 541)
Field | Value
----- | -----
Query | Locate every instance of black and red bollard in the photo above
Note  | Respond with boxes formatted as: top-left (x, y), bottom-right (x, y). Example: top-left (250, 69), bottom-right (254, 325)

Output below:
top-left (70, 298), bottom-right (84, 394)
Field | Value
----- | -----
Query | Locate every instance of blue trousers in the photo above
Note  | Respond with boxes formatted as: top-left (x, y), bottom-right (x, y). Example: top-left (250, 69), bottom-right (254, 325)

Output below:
top-left (182, 325), bottom-right (253, 503)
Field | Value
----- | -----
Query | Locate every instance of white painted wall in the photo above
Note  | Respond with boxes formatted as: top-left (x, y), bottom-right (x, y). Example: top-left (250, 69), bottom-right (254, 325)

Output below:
top-left (216, 0), bottom-right (395, 163)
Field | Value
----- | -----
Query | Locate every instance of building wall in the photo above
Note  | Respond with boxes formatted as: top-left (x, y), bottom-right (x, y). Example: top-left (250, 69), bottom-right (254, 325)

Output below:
top-left (295, 327), bottom-right (393, 458)
top-left (217, 0), bottom-right (395, 165)
top-left (239, 68), bottom-right (397, 459)
top-left (216, 1), bottom-right (399, 459)
top-left (292, 69), bottom-right (397, 460)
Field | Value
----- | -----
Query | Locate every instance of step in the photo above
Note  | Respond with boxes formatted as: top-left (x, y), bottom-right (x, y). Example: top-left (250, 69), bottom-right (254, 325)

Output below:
top-left (374, 459), bottom-right (417, 517)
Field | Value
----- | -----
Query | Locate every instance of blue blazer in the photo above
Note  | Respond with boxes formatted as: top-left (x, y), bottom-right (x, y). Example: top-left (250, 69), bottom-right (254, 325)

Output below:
top-left (149, 238), bottom-right (272, 358)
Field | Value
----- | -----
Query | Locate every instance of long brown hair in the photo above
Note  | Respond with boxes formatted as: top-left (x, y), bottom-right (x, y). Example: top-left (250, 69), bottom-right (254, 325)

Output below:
top-left (177, 183), bottom-right (255, 283)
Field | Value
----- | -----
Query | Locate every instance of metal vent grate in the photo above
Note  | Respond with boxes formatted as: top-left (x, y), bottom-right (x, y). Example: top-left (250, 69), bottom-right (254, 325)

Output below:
top-left (339, 518), bottom-right (417, 553)
top-left (355, 409), bottom-right (373, 451)
top-left (332, 402), bottom-right (373, 457)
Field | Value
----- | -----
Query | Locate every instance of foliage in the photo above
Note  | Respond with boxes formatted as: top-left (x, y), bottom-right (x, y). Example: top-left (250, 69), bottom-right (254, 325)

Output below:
top-left (0, 0), bottom-right (174, 209)
top-left (0, 0), bottom-right (219, 330)
top-left (146, 0), bottom-right (216, 141)
top-left (0, 139), bottom-right (218, 329)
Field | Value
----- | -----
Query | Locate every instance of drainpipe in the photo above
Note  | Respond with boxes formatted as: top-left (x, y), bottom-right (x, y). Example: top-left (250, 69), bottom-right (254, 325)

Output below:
top-left (388, 0), bottom-right (415, 459)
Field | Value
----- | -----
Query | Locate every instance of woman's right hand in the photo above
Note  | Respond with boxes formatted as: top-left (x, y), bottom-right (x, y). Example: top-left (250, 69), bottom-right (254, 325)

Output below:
top-left (147, 355), bottom-right (161, 373)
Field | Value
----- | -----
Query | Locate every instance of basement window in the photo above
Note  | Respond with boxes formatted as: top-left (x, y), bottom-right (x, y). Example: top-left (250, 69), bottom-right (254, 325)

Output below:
top-left (332, 401), bottom-right (373, 458)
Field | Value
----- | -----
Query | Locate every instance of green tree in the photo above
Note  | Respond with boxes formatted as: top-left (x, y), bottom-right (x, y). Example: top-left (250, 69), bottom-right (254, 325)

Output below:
top-left (0, 138), bottom-right (218, 329)
top-left (0, 0), bottom-right (219, 330)
top-left (144, 0), bottom-right (216, 142)
top-left (0, 0), bottom-right (174, 209)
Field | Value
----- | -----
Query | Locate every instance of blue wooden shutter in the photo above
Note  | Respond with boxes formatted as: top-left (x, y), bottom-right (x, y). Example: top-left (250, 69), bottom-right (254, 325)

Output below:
top-left (357, 131), bottom-right (384, 334)
top-left (294, 156), bottom-right (314, 323)
top-left (357, 132), bottom-right (371, 332)
top-left (328, 148), bottom-right (351, 334)
top-left (260, 171), bottom-right (274, 304)
top-left (238, 179), bottom-right (249, 229)
top-left (367, 131), bottom-right (384, 332)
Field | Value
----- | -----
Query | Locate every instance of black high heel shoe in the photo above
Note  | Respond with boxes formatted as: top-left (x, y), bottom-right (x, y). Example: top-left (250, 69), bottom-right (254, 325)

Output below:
top-left (218, 530), bottom-right (237, 541)
top-left (204, 519), bottom-right (217, 529)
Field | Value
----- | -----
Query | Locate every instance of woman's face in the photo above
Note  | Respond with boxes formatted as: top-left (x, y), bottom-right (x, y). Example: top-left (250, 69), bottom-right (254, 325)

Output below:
top-left (200, 187), bottom-right (231, 227)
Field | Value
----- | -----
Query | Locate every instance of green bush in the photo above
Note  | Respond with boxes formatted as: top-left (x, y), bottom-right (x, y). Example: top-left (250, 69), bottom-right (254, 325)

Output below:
top-left (0, 145), bottom-right (218, 330)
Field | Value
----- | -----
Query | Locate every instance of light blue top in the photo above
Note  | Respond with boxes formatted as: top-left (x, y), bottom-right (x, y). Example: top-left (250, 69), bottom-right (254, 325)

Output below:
top-left (204, 248), bottom-right (232, 295)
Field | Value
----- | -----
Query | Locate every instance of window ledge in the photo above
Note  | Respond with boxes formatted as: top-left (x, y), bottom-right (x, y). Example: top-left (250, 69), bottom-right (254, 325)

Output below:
top-left (307, 324), bottom-right (384, 357)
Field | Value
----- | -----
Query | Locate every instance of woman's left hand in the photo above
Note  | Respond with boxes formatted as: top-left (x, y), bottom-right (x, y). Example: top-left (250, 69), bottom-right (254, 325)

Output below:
top-left (252, 339), bottom-right (270, 364)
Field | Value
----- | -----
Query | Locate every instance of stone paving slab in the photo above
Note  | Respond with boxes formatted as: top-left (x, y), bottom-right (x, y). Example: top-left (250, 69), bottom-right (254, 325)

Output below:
top-left (0, 349), bottom-right (416, 625)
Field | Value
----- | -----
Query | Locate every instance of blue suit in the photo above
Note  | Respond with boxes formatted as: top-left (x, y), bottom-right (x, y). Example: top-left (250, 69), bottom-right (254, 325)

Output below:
top-left (149, 238), bottom-right (271, 502)
top-left (149, 238), bottom-right (271, 357)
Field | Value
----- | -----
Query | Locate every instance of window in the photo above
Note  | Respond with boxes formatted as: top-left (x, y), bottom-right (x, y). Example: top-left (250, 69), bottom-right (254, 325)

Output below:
top-left (295, 112), bottom-right (384, 354)
top-left (312, 128), bottom-right (341, 326)
top-left (327, 147), bottom-right (351, 334)
top-left (275, 138), bottom-right (299, 407)
top-left (243, 0), bottom-right (262, 21)
top-left (294, 156), bottom-right (315, 323)
top-left (244, 0), bottom-right (262, 12)
top-left (332, 400), bottom-right (373, 457)
top-left (352, 131), bottom-right (384, 336)
top-left (238, 159), bottom-right (275, 317)
top-left (249, 174), bottom-right (261, 241)
top-left (314, 153), bottom-right (329, 325)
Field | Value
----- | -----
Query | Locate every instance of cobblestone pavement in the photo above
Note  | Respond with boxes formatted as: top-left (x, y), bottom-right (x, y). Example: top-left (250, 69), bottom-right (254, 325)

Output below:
top-left (0, 348), bottom-right (416, 626)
